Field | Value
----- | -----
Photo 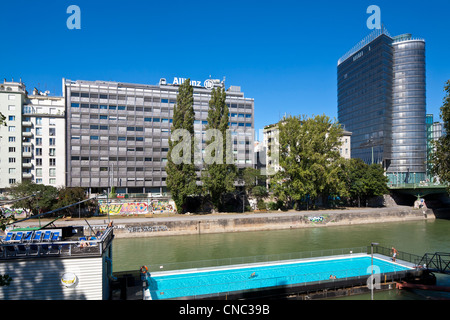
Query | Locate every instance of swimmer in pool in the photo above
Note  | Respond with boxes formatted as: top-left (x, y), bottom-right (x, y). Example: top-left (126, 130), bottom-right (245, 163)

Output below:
top-left (249, 272), bottom-right (256, 279)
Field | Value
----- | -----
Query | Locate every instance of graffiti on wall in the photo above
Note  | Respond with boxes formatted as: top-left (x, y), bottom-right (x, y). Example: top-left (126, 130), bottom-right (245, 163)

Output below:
top-left (99, 200), bottom-right (176, 215)
top-left (1, 207), bottom-right (26, 219)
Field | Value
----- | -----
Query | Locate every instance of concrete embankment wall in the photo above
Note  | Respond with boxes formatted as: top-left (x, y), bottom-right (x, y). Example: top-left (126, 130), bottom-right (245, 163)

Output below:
top-left (112, 207), bottom-right (435, 239)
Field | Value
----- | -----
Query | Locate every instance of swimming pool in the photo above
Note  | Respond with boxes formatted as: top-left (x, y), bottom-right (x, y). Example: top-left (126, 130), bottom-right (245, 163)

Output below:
top-left (145, 254), bottom-right (412, 300)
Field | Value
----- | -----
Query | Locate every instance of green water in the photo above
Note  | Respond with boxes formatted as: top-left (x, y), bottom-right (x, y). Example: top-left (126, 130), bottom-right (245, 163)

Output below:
top-left (112, 218), bottom-right (450, 300)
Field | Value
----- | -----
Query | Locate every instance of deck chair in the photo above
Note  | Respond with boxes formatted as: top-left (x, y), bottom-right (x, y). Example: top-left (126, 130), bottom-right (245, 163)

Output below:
top-left (32, 231), bottom-right (42, 242)
top-left (24, 231), bottom-right (33, 242)
top-left (5, 245), bottom-right (16, 257)
top-left (4, 232), bottom-right (14, 242)
top-left (13, 232), bottom-right (23, 242)
top-left (16, 244), bottom-right (28, 256)
top-left (42, 231), bottom-right (52, 241)
top-left (28, 244), bottom-right (40, 256)
top-left (51, 232), bottom-right (60, 242)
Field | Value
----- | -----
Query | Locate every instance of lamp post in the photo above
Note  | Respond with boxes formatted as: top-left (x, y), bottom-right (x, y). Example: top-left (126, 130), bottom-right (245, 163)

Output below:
top-left (370, 242), bottom-right (379, 300)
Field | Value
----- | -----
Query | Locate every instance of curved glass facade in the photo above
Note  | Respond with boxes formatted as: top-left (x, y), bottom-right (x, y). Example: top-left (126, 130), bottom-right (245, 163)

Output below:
top-left (390, 40), bottom-right (426, 181)
top-left (338, 30), bottom-right (427, 184)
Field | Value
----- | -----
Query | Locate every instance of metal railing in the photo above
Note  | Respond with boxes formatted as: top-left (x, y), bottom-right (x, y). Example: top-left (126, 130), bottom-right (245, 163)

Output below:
top-left (146, 265), bottom-right (411, 300)
top-left (369, 245), bottom-right (423, 266)
top-left (0, 227), bottom-right (114, 259)
top-left (142, 247), bottom-right (368, 273)
top-left (417, 252), bottom-right (450, 274)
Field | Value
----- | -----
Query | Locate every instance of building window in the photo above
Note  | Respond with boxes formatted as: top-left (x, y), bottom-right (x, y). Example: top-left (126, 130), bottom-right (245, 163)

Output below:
top-left (36, 138), bottom-right (42, 146)
top-left (49, 168), bottom-right (56, 177)
top-left (36, 168), bottom-right (42, 177)
top-left (8, 126), bottom-right (15, 132)
top-left (36, 179), bottom-right (43, 184)
top-left (49, 128), bottom-right (56, 136)
top-left (36, 158), bottom-right (42, 166)
top-left (9, 168), bottom-right (16, 174)
top-left (49, 178), bottom-right (56, 184)
top-left (36, 148), bottom-right (42, 156)
top-left (49, 159), bottom-right (56, 166)
top-left (49, 148), bottom-right (56, 156)
top-left (8, 95), bottom-right (16, 100)
top-left (36, 127), bottom-right (42, 136)
top-left (8, 147), bottom-right (15, 153)
top-left (8, 158), bottom-right (15, 163)
top-left (8, 137), bottom-right (15, 142)
top-left (8, 116), bottom-right (15, 121)
top-left (49, 118), bottom-right (56, 126)
top-left (90, 136), bottom-right (99, 140)
top-left (9, 179), bottom-right (16, 184)
top-left (36, 117), bottom-right (42, 125)
top-left (49, 138), bottom-right (56, 146)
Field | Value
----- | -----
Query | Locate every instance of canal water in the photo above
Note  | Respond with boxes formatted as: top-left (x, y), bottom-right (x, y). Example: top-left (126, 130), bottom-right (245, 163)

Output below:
top-left (112, 218), bottom-right (450, 300)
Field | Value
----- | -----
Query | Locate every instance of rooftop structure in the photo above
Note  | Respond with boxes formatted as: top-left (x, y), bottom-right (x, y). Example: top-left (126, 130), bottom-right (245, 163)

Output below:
top-left (0, 221), bottom-right (114, 300)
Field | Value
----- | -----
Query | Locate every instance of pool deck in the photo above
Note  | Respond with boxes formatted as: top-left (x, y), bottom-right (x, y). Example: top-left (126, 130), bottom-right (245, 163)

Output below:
top-left (150, 252), bottom-right (415, 278)
top-left (112, 252), bottom-right (422, 300)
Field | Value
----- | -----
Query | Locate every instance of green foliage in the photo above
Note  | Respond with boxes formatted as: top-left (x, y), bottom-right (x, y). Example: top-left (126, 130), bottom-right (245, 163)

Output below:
top-left (257, 199), bottom-right (266, 210)
top-left (201, 87), bottom-right (237, 211)
top-left (56, 187), bottom-right (96, 217)
top-left (340, 158), bottom-right (389, 206)
top-left (0, 275), bottom-right (12, 287)
top-left (431, 80), bottom-right (450, 193)
top-left (166, 79), bottom-right (199, 213)
top-left (270, 114), bottom-right (345, 208)
top-left (8, 180), bottom-right (58, 216)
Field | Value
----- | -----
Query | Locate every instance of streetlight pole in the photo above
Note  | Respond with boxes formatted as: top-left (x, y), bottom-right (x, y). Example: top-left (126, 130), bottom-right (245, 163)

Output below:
top-left (371, 242), bottom-right (379, 300)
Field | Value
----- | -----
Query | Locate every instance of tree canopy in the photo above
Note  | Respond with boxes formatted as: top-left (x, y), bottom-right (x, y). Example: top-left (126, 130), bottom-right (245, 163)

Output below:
top-left (270, 114), bottom-right (345, 208)
top-left (431, 80), bottom-right (450, 193)
top-left (166, 79), bottom-right (198, 213)
top-left (201, 87), bottom-right (237, 211)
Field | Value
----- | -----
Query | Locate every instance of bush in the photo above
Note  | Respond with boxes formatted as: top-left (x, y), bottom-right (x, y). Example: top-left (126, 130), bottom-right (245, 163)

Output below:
top-left (257, 199), bottom-right (267, 210)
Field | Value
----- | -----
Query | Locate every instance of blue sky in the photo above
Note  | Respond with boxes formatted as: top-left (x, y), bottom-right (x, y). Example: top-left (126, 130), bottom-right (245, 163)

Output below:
top-left (1, 0), bottom-right (449, 135)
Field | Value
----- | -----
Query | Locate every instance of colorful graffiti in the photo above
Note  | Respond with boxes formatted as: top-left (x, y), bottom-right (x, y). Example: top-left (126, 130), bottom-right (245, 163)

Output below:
top-left (99, 200), bottom-right (176, 215)
top-left (1, 207), bottom-right (26, 219)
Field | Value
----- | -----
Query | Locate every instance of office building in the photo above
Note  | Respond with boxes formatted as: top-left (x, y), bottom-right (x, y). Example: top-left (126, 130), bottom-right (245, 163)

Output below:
top-left (64, 78), bottom-right (254, 195)
top-left (0, 80), bottom-right (65, 191)
top-left (338, 27), bottom-right (427, 184)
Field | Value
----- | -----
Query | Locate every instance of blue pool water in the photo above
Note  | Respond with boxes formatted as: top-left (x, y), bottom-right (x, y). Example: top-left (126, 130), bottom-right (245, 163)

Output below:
top-left (146, 255), bottom-right (411, 300)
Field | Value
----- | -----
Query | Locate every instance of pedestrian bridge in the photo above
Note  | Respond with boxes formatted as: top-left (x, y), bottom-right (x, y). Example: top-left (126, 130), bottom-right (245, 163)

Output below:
top-left (389, 182), bottom-right (448, 197)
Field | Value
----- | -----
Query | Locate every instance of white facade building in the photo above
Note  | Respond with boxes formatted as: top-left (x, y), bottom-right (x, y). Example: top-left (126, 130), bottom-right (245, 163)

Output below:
top-left (0, 79), bottom-right (65, 191)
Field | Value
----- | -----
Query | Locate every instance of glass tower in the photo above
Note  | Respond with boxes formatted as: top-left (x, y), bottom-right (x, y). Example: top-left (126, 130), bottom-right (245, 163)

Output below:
top-left (337, 28), bottom-right (426, 184)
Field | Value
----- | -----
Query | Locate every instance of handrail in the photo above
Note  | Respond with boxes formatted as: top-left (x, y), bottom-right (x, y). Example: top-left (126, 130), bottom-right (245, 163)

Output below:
top-left (137, 247), bottom-right (368, 273)
top-left (0, 226), bottom-right (114, 259)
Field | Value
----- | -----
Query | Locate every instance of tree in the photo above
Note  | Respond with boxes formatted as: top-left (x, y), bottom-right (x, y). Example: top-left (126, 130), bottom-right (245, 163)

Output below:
top-left (166, 79), bottom-right (199, 213)
top-left (340, 158), bottom-right (389, 206)
top-left (240, 167), bottom-right (262, 196)
top-left (431, 80), bottom-right (450, 193)
top-left (201, 87), bottom-right (237, 211)
top-left (270, 114), bottom-right (345, 208)
top-left (8, 181), bottom-right (58, 217)
top-left (340, 158), bottom-right (367, 207)
top-left (55, 187), bottom-right (94, 217)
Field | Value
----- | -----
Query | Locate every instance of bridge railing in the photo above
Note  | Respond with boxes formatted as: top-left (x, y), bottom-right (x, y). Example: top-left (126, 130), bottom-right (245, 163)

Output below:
top-left (369, 245), bottom-right (423, 266)
top-left (417, 252), bottom-right (450, 274)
